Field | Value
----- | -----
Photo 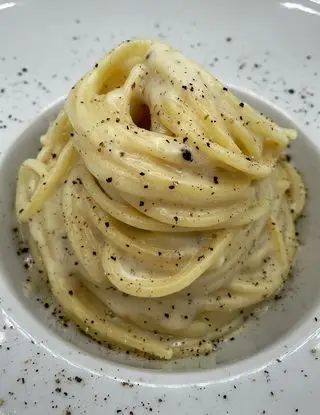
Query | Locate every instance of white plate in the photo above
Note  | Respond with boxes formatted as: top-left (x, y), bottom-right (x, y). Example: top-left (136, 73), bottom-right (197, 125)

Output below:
top-left (1, 0), bottom-right (320, 413)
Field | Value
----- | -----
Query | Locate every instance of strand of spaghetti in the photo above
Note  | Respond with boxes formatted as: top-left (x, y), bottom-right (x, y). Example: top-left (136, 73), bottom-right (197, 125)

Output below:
top-left (16, 159), bottom-right (47, 217)
top-left (19, 140), bottom-right (78, 222)
top-left (282, 160), bottom-right (306, 218)
top-left (37, 111), bottom-right (72, 163)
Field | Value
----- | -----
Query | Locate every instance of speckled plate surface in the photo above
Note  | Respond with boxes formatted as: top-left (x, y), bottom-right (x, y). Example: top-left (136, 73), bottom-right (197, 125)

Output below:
top-left (1, 0), bottom-right (320, 414)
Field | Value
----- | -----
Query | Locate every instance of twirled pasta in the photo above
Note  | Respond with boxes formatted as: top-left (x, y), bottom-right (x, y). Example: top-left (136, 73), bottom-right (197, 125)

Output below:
top-left (15, 40), bottom-right (306, 359)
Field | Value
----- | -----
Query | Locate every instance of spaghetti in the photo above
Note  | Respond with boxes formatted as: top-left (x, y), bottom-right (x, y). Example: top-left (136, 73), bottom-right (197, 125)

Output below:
top-left (15, 40), bottom-right (306, 359)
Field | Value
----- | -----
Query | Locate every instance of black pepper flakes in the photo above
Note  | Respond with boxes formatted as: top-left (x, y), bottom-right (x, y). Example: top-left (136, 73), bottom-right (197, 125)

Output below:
top-left (106, 177), bottom-right (113, 183)
top-left (181, 148), bottom-right (193, 161)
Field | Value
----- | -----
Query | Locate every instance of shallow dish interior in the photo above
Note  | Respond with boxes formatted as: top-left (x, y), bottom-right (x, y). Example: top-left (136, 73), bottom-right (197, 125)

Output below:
top-left (0, 86), bottom-right (319, 373)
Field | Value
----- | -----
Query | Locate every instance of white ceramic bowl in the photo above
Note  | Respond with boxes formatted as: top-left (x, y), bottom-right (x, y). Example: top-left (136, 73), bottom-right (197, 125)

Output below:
top-left (1, 1), bottom-right (320, 414)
